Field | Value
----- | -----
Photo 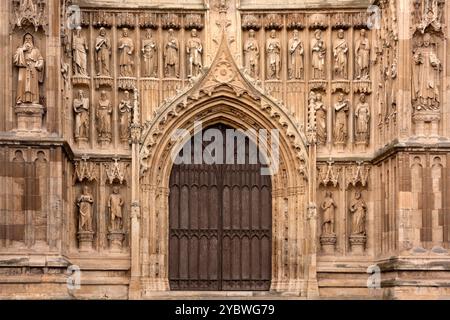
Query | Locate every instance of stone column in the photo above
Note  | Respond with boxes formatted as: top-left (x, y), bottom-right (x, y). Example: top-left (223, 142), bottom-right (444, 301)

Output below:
top-left (129, 88), bottom-right (141, 299)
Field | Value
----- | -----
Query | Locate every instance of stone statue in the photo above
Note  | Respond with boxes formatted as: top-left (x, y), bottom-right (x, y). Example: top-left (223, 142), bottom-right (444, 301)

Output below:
top-left (96, 91), bottom-right (112, 143)
top-left (243, 29), bottom-right (259, 78)
top-left (288, 29), bottom-right (304, 80)
top-left (72, 27), bottom-right (89, 77)
top-left (355, 29), bottom-right (370, 80)
top-left (73, 90), bottom-right (90, 141)
top-left (333, 93), bottom-right (349, 145)
top-left (108, 186), bottom-right (124, 231)
top-left (77, 185), bottom-right (94, 232)
top-left (355, 94), bottom-right (370, 144)
top-left (413, 33), bottom-right (441, 111)
top-left (349, 191), bottom-right (367, 235)
top-left (164, 29), bottom-right (180, 78)
top-left (119, 90), bottom-right (132, 141)
top-left (118, 28), bottom-right (134, 77)
top-left (95, 27), bottom-right (111, 76)
top-left (266, 29), bottom-right (281, 80)
top-left (321, 191), bottom-right (336, 235)
top-left (142, 29), bottom-right (158, 77)
top-left (311, 29), bottom-right (326, 79)
top-left (333, 29), bottom-right (348, 79)
top-left (314, 93), bottom-right (327, 145)
top-left (186, 29), bottom-right (203, 78)
top-left (13, 33), bottom-right (44, 105)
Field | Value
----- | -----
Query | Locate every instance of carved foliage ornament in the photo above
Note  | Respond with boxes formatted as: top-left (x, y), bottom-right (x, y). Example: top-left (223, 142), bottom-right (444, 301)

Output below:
top-left (286, 13), bottom-right (305, 30)
top-left (345, 162), bottom-right (370, 189)
top-left (162, 13), bottom-right (181, 30)
top-left (116, 12), bottom-right (135, 29)
top-left (74, 158), bottom-right (98, 182)
top-left (139, 12), bottom-right (158, 29)
top-left (184, 14), bottom-right (204, 30)
top-left (11, 0), bottom-right (47, 32)
top-left (242, 14), bottom-right (261, 30)
top-left (104, 159), bottom-right (128, 184)
top-left (264, 14), bottom-right (283, 30)
top-left (318, 161), bottom-right (340, 187)
top-left (93, 11), bottom-right (113, 28)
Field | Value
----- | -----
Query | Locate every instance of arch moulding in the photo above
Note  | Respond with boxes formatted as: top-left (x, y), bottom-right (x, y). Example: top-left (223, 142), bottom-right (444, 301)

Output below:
top-left (132, 35), bottom-right (319, 298)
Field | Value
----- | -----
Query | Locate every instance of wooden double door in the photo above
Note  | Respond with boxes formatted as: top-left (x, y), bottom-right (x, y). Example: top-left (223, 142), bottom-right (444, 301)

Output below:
top-left (169, 124), bottom-right (272, 291)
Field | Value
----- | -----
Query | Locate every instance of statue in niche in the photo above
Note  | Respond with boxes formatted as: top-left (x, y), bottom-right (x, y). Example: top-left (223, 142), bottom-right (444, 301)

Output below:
top-left (96, 91), bottom-right (112, 143)
top-left (77, 185), bottom-right (94, 232)
top-left (118, 28), bottom-right (134, 77)
top-left (412, 32), bottom-right (441, 111)
top-left (95, 27), bottom-right (111, 76)
top-left (164, 29), bottom-right (180, 78)
top-left (186, 29), bottom-right (203, 78)
top-left (310, 92), bottom-right (327, 145)
top-left (288, 29), bottom-right (304, 80)
top-left (243, 29), bottom-right (259, 78)
top-left (355, 94), bottom-right (370, 144)
top-left (142, 29), bottom-right (158, 77)
top-left (72, 27), bottom-right (89, 77)
top-left (13, 33), bottom-right (44, 105)
top-left (73, 90), bottom-right (90, 141)
top-left (311, 29), bottom-right (326, 79)
top-left (119, 90), bottom-right (132, 141)
top-left (108, 186), bottom-right (124, 231)
top-left (333, 93), bottom-right (350, 145)
top-left (349, 191), bottom-right (367, 235)
top-left (333, 29), bottom-right (348, 79)
top-left (321, 191), bottom-right (336, 235)
top-left (355, 29), bottom-right (371, 80)
top-left (266, 29), bottom-right (281, 80)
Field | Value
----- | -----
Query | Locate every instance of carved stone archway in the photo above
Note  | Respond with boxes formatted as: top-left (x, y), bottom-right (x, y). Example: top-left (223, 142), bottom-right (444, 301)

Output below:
top-left (134, 35), bottom-right (317, 298)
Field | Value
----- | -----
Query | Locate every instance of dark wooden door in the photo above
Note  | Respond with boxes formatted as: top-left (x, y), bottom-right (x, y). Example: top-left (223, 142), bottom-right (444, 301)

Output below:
top-left (169, 124), bottom-right (272, 291)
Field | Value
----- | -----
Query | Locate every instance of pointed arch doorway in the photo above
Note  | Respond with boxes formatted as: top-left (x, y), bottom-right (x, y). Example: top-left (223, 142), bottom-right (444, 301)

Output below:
top-left (168, 123), bottom-right (272, 291)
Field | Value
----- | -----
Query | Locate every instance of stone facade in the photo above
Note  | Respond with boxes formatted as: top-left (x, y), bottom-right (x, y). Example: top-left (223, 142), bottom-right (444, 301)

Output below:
top-left (0, 0), bottom-right (449, 299)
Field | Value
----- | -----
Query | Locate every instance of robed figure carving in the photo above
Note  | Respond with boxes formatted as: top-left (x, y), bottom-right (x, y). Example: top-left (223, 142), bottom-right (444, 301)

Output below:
top-left (310, 92), bottom-right (327, 145)
top-left (186, 29), bottom-right (203, 78)
top-left (333, 29), bottom-right (348, 79)
top-left (118, 28), bottom-right (134, 77)
top-left (244, 29), bottom-right (259, 78)
top-left (72, 27), bottom-right (89, 77)
top-left (355, 29), bottom-right (371, 80)
top-left (95, 28), bottom-right (111, 76)
top-left (109, 186), bottom-right (124, 231)
top-left (288, 30), bottom-right (304, 80)
top-left (77, 186), bottom-right (94, 232)
top-left (350, 191), bottom-right (367, 235)
top-left (413, 33), bottom-right (441, 111)
top-left (333, 93), bottom-right (350, 145)
top-left (164, 29), bottom-right (180, 78)
top-left (119, 91), bottom-right (132, 141)
top-left (14, 33), bottom-right (44, 105)
top-left (355, 94), bottom-right (370, 144)
top-left (142, 29), bottom-right (158, 77)
top-left (266, 30), bottom-right (281, 80)
top-left (73, 90), bottom-right (90, 141)
top-left (311, 29), bottom-right (326, 79)
top-left (96, 91), bottom-right (112, 143)
top-left (321, 191), bottom-right (336, 235)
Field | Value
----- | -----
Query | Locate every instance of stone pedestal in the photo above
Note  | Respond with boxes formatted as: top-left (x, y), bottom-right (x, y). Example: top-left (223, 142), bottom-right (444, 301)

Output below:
top-left (98, 137), bottom-right (112, 148)
top-left (355, 141), bottom-right (367, 152)
top-left (413, 111), bottom-right (440, 138)
top-left (108, 231), bottom-right (125, 252)
top-left (14, 103), bottom-right (45, 132)
top-left (349, 234), bottom-right (366, 255)
top-left (72, 75), bottom-right (90, 86)
top-left (334, 142), bottom-right (345, 152)
top-left (77, 231), bottom-right (95, 252)
top-left (94, 76), bottom-right (113, 89)
top-left (320, 234), bottom-right (337, 254)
